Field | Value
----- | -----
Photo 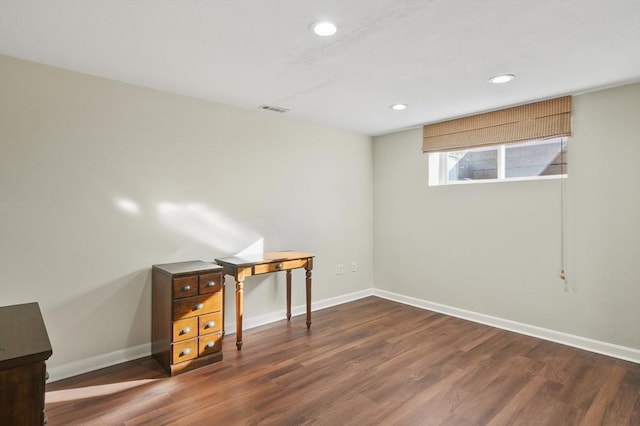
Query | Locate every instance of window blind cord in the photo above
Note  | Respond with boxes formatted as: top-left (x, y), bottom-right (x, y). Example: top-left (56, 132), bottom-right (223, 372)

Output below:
top-left (560, 141), bottom-right (567, 286)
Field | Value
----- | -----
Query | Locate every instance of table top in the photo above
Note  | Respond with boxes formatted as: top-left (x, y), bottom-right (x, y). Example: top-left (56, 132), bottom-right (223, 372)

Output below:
top-left (0, 302), bottom-right (52, 370)
top-left (215, 251), bottom-right (314, 267)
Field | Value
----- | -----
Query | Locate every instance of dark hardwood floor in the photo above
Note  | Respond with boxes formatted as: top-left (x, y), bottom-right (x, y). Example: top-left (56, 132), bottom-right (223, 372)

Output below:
top-left (45, 297), bottom-right (640, 425)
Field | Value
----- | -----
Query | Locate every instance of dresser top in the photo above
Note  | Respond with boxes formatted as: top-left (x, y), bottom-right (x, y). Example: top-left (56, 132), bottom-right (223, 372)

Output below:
top-left (0, 302), bottom-right (52, 370)
top-left (152, 260), bottom-right (223, 276)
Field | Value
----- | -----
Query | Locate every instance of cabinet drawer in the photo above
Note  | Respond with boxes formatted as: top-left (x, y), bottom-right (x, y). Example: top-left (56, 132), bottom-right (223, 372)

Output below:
top-left (199, 312), bottom-right (222, 335)
top-left (173, 293), bottom-right (222, 320)
top-left (199, 272), bottom-right (223, 295)
top-left (173, 276), bottom-right (198, 299)
top-left (199, 333), bottom-right (222, 356)
top-left (172, 340), bottom-right (198, 363)
top-left (253, 259), bottom-right (308, 274)
top-left (172, 318), bottom-right (198, 342)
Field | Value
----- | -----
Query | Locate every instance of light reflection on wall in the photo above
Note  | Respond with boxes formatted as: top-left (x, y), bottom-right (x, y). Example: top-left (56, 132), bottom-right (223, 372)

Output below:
top-left (115, 198), bottom-right (141, 215)
top-left (156, 202), bottom-right (263, 255)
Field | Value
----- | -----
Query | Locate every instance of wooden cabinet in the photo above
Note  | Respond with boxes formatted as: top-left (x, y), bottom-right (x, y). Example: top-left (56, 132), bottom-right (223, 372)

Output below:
top-left (0, 302), bottom-right (52, 426)
top-left (152, 261), bottom-right (224, 375)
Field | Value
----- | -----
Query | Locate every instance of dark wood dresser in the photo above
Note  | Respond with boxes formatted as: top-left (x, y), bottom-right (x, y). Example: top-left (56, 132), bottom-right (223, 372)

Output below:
top-left (0, 302), bottom-right (52, 426)
top-left (152, 261), bottom-right (224, 375)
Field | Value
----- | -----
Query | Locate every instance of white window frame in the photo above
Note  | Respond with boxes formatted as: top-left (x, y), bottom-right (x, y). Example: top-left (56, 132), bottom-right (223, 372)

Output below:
top-left (428, 137), bottom-right (568, 187)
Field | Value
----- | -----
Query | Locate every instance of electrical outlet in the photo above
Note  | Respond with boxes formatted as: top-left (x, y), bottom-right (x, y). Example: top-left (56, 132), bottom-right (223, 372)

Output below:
top-left (351, 261), bottom-right (358, 272)
top-left (336, 264), bottom-right (344, 275)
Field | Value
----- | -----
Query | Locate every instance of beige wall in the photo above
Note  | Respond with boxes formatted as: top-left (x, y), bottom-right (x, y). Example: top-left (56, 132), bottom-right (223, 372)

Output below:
top-left (373, 83), bottom-right (640, 352)
top-left (0, 55), bottom-right (374, 378)
top-left (2, 54), bottom-right (637, 380)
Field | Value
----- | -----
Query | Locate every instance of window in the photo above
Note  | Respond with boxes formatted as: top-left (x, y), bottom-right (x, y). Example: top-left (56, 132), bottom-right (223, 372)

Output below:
top-left (423, 96), bottom-right (572, 186)
top-left (428, 137), bottom-right (567, 186)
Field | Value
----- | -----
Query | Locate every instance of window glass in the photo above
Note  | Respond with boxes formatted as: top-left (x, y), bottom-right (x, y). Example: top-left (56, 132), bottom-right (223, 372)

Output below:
top-left (429, 137), bottom-right (567, 186)
top-left (447, 147), bottom-right (498, 182)
top-left (505, 138), bottom-right (567, 178)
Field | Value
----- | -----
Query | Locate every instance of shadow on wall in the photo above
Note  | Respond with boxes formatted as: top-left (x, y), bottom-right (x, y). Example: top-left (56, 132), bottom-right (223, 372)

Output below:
top-left (46, 269), bottom-right (152, 365)
top-left (35, 195), bottom-right (275, 378)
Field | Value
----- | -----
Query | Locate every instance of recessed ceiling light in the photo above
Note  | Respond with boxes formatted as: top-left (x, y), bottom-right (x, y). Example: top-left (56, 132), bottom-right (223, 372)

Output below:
top-left (390, 103), bottom-right (407, 111)
top-left (489, 74), bottom-right (516, 84)
top-left (311, 21), bottom-right (337, 36)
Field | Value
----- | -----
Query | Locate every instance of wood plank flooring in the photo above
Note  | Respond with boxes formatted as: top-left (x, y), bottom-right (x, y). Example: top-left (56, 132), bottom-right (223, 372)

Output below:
top-left (45, 297), bottom-right (640, 425)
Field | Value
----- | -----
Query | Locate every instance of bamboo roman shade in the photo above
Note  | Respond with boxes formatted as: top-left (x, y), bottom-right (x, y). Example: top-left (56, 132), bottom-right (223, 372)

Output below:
top-left (422, 96), bottom-right (572, 153)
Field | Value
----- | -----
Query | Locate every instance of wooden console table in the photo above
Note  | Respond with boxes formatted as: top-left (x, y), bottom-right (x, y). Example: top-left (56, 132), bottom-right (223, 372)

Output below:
top-left (214, 251), bottom-right (314, 350)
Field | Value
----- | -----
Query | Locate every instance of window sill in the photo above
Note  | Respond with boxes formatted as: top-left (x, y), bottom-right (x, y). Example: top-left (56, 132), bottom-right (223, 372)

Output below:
top-left (428, 174), bottom-right (567, 187)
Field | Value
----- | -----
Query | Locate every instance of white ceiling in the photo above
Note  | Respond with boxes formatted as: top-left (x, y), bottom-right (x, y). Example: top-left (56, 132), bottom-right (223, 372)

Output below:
top-left (1, 0), bottom-right (639, 136)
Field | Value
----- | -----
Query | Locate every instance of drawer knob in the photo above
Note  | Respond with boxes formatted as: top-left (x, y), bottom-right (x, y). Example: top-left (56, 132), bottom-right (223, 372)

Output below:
top-left (180, 327), bottom-right (191, 335)
top-left (275, 263), bottom-right (283, 270)
top-left (181, 284), bottom-right (192, 292)
top-left (206, 281), bottom-right (216, 287)
top-left (180, 348), bottom-right (191, 356)
top-left (194, 303), bottom-right (204, 310)
top-left (205, 321), bottom-right (215, 329)
top-left (206, 342), bottom-right (215, 349)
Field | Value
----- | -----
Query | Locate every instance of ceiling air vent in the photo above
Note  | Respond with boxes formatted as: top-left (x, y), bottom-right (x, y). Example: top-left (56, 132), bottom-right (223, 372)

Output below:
top-left (259, 104), bottom-right (289, 113)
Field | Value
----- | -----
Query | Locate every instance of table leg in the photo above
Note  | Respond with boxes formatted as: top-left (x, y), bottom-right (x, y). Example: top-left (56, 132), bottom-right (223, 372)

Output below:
top-left (221, 283), bottom-right (225, 337)
top-left (305, 264), bottom-right (312, 329)
top-left (286, 270), bottom-right (292, 321)
top-left (235, 277), bottom-right (243, 350)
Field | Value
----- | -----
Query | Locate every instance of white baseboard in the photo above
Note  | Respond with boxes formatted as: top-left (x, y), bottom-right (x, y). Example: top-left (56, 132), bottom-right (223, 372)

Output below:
top-left (47, 342), bottom-right (151, 383)
top-left (225, 288), bottom-right (374, 334)
top-left (49, 287), bottom-right (638, 382)
top-left (373, 289), bottom-right (640, 364)
top-left (48, 288), bottom-right (374, 382)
